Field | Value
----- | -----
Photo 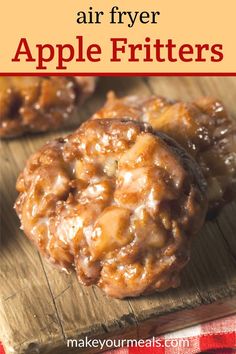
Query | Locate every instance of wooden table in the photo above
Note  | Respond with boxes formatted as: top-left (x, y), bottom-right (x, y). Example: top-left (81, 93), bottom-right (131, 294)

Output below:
top-left (1, 77), bottom-right (236, 354)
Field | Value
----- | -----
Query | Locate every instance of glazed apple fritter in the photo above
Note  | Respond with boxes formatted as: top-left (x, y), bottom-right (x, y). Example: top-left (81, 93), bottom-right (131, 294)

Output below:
top-left (0, 76), bottom-right (96, 138)
top-left (15, 119), bottom-right (207, 298)
top-left (93, 92), bottom-right (236, 214)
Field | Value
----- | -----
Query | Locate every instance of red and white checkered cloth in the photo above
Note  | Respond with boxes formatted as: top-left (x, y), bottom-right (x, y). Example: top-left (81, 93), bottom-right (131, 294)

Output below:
top-left (1, 314), bottom-right (235, 354)
top-left (104, 313), bottom-right (236, 354)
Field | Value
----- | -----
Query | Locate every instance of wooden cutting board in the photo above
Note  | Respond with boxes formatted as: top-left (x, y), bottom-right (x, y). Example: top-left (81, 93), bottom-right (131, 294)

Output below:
top-left (1, 77), bottom-right (236, 354)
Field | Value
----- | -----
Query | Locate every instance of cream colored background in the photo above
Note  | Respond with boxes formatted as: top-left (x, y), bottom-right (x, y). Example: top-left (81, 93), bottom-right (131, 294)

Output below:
top-left (0, 0), bottom-right (235, 73)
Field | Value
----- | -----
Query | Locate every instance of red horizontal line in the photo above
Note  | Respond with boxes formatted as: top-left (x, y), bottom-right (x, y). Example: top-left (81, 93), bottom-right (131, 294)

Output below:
top-left (0, 72), bottom-right (236, 77)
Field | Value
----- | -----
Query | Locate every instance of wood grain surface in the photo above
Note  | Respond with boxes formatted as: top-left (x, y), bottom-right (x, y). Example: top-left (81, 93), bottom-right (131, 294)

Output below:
top-left (0, 77), bottom-right (236, 354)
